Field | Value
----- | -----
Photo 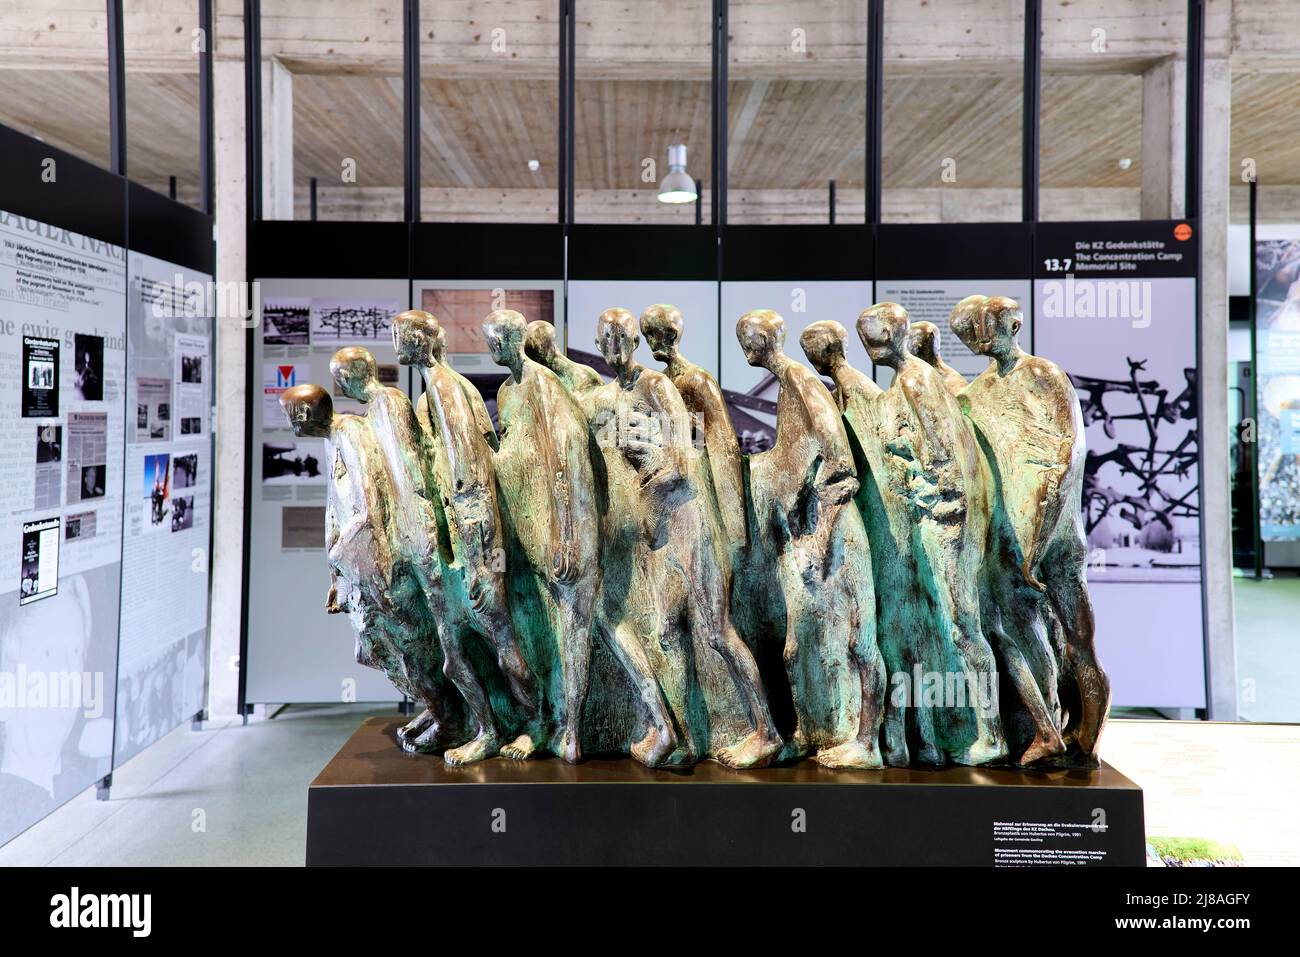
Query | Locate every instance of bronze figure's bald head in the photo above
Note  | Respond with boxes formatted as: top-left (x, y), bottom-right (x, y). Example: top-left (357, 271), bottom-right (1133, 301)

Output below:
top-left (595, 307), bottom-right (639, 371)
top-left (799, 320), bottom-right (850, 378)
top-left (857, 301), bottom-right (910, 369)
top-left (640, 304), bottom-right (684, 363)
top-left (280, 383), bottom-right (332, 438)
top-left (736, 309), bottom-right (785, 369)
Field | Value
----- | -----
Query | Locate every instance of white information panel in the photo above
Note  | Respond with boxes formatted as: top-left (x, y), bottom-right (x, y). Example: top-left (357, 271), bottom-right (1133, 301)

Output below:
top-left (113, 251), bottom-right (213, 764)
top-left (872, 278), bottom-right (1034, 387)
top-left (0, 208), bottom-right (126, 845)
top-left (719, 280), bottom-right (873, 453)
top-left (244, 277), bottom-right (409, 704)
top-left (567, 280), bottom-right (720, 380)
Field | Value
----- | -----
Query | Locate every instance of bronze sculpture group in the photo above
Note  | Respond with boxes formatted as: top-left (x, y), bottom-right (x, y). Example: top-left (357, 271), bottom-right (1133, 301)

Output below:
top-left (280, 295), bottom-right (1110, 772)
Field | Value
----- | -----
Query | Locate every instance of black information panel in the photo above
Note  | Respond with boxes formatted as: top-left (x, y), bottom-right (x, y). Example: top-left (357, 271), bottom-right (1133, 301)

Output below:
top-left (874, 223), bottom-right (1034, 380)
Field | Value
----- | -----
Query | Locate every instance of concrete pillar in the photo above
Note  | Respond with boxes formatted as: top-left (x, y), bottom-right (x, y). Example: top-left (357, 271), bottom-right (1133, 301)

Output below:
top-left (207, 6), bottom-right (248, 719)
top-left (1199, 55), bottom-right (1237, 721)
top-left (1140, 57), bottom-right (1186, 220)
top-left (261, 56), bottom-right (294, 220)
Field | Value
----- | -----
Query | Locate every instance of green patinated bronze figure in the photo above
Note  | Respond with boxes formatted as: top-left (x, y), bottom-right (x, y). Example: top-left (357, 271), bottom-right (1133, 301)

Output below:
top-left (739, 309), bottom-right (885, 769)
top-left (950, 295), bottom-right (1110, 767)
top-left (281, 295), bottom-right (1107, 773)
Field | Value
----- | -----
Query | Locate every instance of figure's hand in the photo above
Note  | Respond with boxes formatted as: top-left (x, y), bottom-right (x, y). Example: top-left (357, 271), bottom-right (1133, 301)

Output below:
top-left (552, 544), bottom-right (580, 585)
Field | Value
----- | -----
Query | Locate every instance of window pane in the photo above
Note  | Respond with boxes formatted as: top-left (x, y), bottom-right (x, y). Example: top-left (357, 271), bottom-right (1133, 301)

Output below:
top-left (882, 0), bottom-right (1024, 223)
top-left (419, 1), bottom-right (559, 222)
top-left (574, 0), bottom-right (712, 223)
top-left (125, 0), bottom-right (203, 208)
top-left (1040, 0), bottom-right (1186, 222)
top-left (0, 0), bottom-right (112, 169)
top-left (727, 0), bottom-right (866, 224)
top-left (260, 0), bottom-right (405, 221)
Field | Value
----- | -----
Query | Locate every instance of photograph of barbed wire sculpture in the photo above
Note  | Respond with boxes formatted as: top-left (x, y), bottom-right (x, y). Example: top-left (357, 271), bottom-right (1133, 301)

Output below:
top-left (1073, 356), bottom-right (1201, 577)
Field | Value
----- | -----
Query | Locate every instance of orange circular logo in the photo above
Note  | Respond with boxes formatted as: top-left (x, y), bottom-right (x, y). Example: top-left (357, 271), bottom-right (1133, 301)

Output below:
top-left (1174, 223), bottom-right (1192, 241)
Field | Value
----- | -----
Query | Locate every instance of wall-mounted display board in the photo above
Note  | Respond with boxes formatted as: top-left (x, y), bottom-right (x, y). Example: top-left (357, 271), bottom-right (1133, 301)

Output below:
top-left (568, 225), bottom-right (719, 381)
top-left (874, 223), bottom-right (1034, 389)
top-left (114, 244), bottom-right (213, 765)
top-left (1034, 220), bottom-right (1205, 709)
top-left (0, 205), bottom-right (126, 845)
top-left (244, 275), bottom-right (409, 706)
top-left (718, 225), bottom-right (875, 452)
top-left (1253, 226), bottom-right (1300, 568)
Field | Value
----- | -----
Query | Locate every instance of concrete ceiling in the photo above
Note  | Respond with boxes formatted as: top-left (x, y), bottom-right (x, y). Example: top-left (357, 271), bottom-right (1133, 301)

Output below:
top-left (0, 0), bottom-right (1297, 203)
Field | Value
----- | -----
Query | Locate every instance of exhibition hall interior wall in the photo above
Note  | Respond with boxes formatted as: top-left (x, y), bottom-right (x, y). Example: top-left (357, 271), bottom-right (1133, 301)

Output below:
top-left (0, 129), bottom-right (216, 845)
top-left (243, 217), bottom-right (1208, 713)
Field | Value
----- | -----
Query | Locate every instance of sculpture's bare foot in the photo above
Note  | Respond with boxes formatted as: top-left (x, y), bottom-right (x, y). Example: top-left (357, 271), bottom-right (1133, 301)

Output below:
top-left (444, 730), bottom-right (501, 766)
top-left (408, 720), bottom-right (451, 753)
top-left (630, 727), bottom-right (676, 768)
top-left (778, 728), bottom-right (812, 763)
top-left (956, 733), bottom-right (1007, 767)
top-left (815, 739), bottom-right (883, 770)
top-left (1018, 732), bottom-right (1066, 767)
top-left (717, 731), bottom-right (782, 770)
top-left (558, 728), bottom-right (582, 764)
top-left (666, 730), bottom-right (699, 767)
top-left (397, 709), bottom-right (436, 748)
top-left (500, 733), bottom-right (538, 761)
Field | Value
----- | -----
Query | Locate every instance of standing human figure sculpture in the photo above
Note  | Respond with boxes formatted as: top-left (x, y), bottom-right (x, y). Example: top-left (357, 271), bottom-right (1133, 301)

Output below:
top-left (738, 309), bottom-right (885, 769)
top-left (392, 309), bottom-right (540, 765)
top-left (854, 302), bottom-right (1006, 767)
top-left (279, 384), bottom-right (461, 753)
top-left (328, 345), bottom-right (460, 752)
top-left (587, 307), bottom-right (780, 769)
top-left (951, 295), bottom-right (1109, 764)
top-left (640, 304), bottom-right (747, 555)
top-left (907, 319), bottom-right (969, 395)
top-left (483, 309), bottom-right (600, 763)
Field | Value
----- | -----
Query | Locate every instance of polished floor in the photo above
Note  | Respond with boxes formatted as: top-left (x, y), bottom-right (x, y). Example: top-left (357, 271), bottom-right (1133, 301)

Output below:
top-left (0, 706), bottom-right (1295, 866)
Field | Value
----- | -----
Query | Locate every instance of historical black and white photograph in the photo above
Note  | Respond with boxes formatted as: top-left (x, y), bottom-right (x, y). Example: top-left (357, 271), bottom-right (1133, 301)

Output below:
top-left (172, 452), bottom-right (198, 490)
top-left (73, 333), bottom-right (104, 402)
top-left (308, 298), bottom-right (399, 345)
top-left (261, 441), bottom-right (323, 485)
top-left (262, 298), bottom-right (310, 346)
top-left (170, 495), bottom-right (194, 532)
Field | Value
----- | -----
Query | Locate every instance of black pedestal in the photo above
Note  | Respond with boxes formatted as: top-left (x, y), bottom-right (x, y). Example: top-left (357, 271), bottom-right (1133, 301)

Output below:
top-left (306, 717), bottom-right (1145, 866)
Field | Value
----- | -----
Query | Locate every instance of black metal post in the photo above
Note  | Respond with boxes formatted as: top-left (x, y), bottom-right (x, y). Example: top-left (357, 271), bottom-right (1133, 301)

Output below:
top-left (244, 0), bottom-right (263, 222)
top-left (1248, 177), bottom-right (1262, 579)
top-left (1021, 0), bottom-right (1041, 222)
top-left (403, 0), bottom-right (420, 223)
top-left (310, 177), bottom-right (318, 221)
top-left (829, 179), bottom-right (836, 224)
top-left (199, 0), bottom-right (214, 214)
top-left (564, 0), bottom-right (576, 224)
top-left (106, 0), bottom-right (127, 176)
top-left (866, 0), bottom-right (883, 224)
top-left (695, 178), bottom-right (703, 225)
top-left (169, 175), bottom-right (178, 200)
top-left (712, 0), bottom-right (727, 226)
top-left (558, 0), bottom-right (569, 225)
top-left (1186, 0), bottom-right (1203, 219)
top-left (238, 0), bottom-right (263, 721)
